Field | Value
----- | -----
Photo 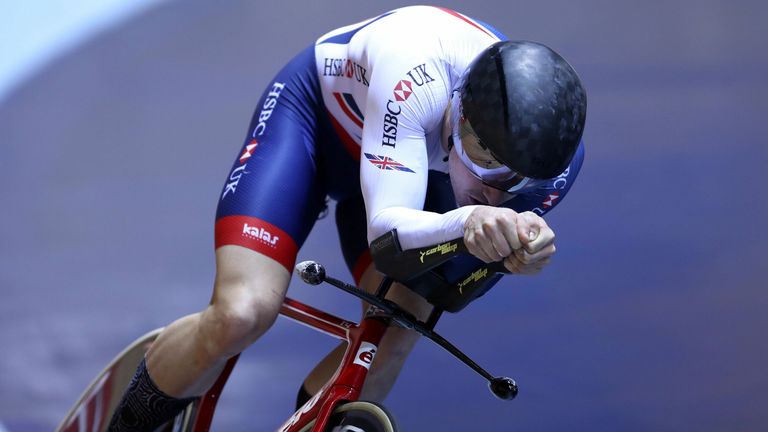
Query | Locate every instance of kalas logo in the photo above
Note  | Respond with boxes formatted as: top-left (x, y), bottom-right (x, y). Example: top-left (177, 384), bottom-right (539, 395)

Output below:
top-left (242, 223), bottom-right (280, 247)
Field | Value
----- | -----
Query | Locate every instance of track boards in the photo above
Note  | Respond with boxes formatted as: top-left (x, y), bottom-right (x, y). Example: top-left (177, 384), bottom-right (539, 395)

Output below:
top-left (56, 329), bottom-right (163, 432)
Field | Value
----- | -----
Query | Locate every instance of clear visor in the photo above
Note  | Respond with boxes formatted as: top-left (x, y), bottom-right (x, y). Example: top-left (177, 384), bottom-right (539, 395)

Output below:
top-left (450, 92), bottom-right (546, 194)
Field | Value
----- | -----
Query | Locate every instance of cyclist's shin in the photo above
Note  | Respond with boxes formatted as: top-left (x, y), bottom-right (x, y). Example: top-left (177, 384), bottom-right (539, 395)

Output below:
top-left (107, 358), bottom-right (195, 431)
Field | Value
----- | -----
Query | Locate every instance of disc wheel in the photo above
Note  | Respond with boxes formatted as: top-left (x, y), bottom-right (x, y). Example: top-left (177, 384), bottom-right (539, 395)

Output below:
top-left (325, 401), bottom-right (398, 432)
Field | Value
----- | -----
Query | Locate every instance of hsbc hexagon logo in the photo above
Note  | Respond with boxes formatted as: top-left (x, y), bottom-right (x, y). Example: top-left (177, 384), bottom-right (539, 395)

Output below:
top-left (381, 64), bottom-right (435, 148)
top-left (393, 80), bottom-right (413, 101)
top-left (542, 191), bottom-right (560, 208)
top-left (239, 140), bottom-right (258, 163)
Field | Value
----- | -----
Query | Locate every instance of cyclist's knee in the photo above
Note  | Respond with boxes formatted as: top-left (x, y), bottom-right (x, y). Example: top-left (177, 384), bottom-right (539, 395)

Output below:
top-left (200, 246), bottom-right (291, 358)
top-left (201, 290), bottom-right (282, 357)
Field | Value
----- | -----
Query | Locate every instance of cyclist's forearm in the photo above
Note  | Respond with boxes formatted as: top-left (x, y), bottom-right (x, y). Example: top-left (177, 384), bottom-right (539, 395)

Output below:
top-left (367, 205), bottom-right (478, 250)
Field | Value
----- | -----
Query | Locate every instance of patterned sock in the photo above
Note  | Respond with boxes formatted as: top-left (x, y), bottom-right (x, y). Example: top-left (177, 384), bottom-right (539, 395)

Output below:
top-left (295, 383), bottom-right (313, 411)
top-left (107, 358), bottom-right (196, 431)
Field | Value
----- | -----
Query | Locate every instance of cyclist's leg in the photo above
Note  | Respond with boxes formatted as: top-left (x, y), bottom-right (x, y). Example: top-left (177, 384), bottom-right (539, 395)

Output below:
top-left (109, 45), bottom-right (327, 431)
top-left (358, 266), bottom-right (433, 401)
top-left (299, 264), bottom-right (432, 403)
top-left (144, 246), bottom-right (291, 397)
top-left (298, 196), bottom-right (433, 405)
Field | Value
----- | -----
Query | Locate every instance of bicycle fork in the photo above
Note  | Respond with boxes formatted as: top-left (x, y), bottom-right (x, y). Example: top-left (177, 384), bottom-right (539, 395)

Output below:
top-left (278, 312), bottom-right (389, 432)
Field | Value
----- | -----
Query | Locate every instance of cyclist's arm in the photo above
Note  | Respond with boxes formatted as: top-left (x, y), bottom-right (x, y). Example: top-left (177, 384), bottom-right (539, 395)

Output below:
top-left (360, 54), bottom-right (478, 251)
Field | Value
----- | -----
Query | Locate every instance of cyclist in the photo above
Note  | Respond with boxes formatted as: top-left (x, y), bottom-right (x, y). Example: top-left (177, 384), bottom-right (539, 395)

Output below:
top-left (108, 6), bottom-right (586, 430)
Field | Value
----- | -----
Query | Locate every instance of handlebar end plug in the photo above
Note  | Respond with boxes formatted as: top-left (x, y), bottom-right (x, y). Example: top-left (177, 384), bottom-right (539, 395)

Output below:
top-left (489, 376), bottom-right (518, 400)
top-left (295, 261), bottom-right (326, 285)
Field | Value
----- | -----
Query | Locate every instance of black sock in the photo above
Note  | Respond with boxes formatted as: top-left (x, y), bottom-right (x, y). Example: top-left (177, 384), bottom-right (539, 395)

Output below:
top-left (295, 383), bottom-right (313, 411)
top-left (107, 358), bottom-right (196, 431)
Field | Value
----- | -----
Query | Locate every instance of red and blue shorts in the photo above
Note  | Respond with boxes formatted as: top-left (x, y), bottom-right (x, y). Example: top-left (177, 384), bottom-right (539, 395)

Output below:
top-left (214, 45), bottom-right (371, 282)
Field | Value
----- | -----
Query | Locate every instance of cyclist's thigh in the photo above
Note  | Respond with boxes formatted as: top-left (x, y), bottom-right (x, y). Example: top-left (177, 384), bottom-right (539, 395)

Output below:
top-left (214, 46), bottom-right (327, 303)
top-left (335, 195), bottom-right (371, 286)
top-left (336, 196), bottom-right (432, 319)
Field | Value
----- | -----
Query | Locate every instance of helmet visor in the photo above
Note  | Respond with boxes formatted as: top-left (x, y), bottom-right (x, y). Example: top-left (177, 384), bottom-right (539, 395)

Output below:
top-left (450, 93), bottom-right (545, 194)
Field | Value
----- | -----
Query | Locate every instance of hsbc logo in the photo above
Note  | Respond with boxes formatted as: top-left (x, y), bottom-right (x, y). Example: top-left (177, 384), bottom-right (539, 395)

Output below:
top-left (352, 342), bottom-right (378, 370)
top-left (406, 64), bottom-right (434, 87)
top-left (381, 100), bottom-right (401, 148)
top-left (533, 167), bottom-right (570, 215)
top-left (392, 64), bottom-right (434, 101)
top-left (381, 64), bottom-right (435, 148)
top-left (393, 80), bottom-right (413, 101)
top-left (221, 82), bottom-right (285, 200)
top-left (542, 191), bottom-right (560, 208)
top-left (239, 140), bottom-right (258, 163)
top-left (323, 58), bottom-right (369, 86)
top-left (252, 82), bottom-right (285, 137)
top-left (221, 165), bottom-right (247, 200)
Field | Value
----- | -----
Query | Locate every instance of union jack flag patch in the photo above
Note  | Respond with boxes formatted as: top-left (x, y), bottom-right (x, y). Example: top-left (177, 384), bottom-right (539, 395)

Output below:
top-left (364, 153), bottom-right (415, 173)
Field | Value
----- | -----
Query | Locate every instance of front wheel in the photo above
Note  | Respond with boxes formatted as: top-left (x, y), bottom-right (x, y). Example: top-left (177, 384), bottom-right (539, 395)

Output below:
top-left (325, 401), bottom-right (398, 432)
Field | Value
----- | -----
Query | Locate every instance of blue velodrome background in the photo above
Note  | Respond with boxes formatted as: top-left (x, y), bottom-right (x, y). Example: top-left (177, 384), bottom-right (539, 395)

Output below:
top-left (1, 1), bottom-right (766, 430)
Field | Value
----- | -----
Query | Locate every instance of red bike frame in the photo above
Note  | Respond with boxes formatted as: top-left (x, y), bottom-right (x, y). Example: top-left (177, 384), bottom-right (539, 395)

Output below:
top-left (189, 296), bottom-right (389, 432)
top-left (58, 236), bottom-right (516, 432)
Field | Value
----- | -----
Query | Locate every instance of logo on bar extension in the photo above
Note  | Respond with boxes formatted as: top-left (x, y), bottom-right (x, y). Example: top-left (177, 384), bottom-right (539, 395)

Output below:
top-left (419, 241), bottom-right (458, 263)
top-left (353, 342), bottom-right (378, 369)
top-left (458, 268), bottom-right (488, 295)
top-left (243, 223), bottom-right (280, 248)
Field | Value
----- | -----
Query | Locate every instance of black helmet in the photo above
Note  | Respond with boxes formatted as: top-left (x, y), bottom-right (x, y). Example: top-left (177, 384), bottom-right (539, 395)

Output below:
top-left (459, 40), bottom-right (586, 179)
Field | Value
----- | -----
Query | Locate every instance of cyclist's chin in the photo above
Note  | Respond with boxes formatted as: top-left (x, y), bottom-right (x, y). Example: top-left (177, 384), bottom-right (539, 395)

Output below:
top-left (448, 146), bottom-right (512, 207)
top-left (450, 171), bottom-right (511, 207)
top-left (451, 177), bottom-right (495, 207)
top-left (455, 191), bottom-right (511, 207)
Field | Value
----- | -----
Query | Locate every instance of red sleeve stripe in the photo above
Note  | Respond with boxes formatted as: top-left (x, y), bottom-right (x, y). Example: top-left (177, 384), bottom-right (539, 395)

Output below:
top-left (434, 7), bottom-right (495, 38)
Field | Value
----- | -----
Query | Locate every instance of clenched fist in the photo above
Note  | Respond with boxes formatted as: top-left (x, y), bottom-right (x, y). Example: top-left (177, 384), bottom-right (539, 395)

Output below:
top-left (463, 207), bottom-right (556, 275)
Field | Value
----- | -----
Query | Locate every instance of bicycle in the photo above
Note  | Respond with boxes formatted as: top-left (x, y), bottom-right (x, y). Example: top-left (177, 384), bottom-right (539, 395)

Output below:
top-left (58, 230), bottom-right (518, 431)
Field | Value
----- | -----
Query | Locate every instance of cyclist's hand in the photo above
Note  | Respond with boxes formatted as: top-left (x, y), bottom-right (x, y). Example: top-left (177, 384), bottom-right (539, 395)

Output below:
top-left (504, 211), bottom-right (556, 275)
top-left (463, 206), bottom-right (522, 263)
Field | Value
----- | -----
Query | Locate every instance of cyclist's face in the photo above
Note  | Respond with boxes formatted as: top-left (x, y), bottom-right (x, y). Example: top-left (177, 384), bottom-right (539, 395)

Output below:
top-left (448, 145), bottom-right (512, 206)
top-left (441, 100), bottom-right (512, 206)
